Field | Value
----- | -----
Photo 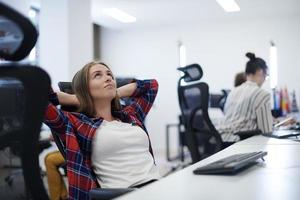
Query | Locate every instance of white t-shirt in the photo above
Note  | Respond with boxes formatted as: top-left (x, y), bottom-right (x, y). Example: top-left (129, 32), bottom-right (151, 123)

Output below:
top-left (91, 120), bottom-right (160, 188)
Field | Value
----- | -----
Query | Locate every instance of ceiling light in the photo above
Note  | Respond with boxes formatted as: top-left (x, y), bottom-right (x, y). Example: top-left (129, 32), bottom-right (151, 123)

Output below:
top-left (102, 8), bottom-right (136, 23)
top-left (216, 0), bottom-right (240, 12)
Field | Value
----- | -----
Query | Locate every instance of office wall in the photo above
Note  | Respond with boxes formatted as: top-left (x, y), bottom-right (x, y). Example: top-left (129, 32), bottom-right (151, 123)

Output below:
top-left (99, 15), bottom-right (300, 154)
top-left (39, 0), bottom-right (69, 88)
top-left (0, 0), bottom-right (31, 15)
top-left (68, 0), bottom-right (93, 78)
top-left (39, 0), bottom-right (92, 89)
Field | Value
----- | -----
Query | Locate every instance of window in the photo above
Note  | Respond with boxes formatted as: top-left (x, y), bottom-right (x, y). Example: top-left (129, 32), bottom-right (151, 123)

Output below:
top-left (27, 7), bottom-right (39, 64)
top-left (178, 41), bottom-right (186, 67)
top-left (269, 41), bottom-right (278, 88)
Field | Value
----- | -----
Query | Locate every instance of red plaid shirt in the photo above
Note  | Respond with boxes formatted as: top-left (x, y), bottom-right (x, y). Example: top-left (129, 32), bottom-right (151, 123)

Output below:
top-left (44, 79), bottom-right (158, 200)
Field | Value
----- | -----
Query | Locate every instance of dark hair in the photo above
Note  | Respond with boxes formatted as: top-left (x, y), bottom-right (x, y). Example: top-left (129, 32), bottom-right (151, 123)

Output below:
top-left (245, 52), bottom-right (268, 75)
top-left (71, 61), bottom-right (121, 117)
top-left (234, 72), bottom-right (246, 87)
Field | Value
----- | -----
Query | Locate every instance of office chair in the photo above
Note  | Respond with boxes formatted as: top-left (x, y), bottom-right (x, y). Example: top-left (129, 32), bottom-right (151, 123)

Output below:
top-left (177, 64), bottom-right (223, 163)
top-left (54, 82), bottom-right (136, 200)
top-left (209, 89), bottom-right (230, 112)
top-left (176, 65), bottom-right (261, 163)
top-left (4, 137), bottom-right (51, 188)
top-left (209, 93), bottom-right (224, 109)
top-left (0, 2), bottom-right (50, 199)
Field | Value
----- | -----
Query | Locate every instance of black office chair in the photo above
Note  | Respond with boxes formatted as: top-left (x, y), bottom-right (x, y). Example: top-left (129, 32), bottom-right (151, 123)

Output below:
top-left (210, 89), bottom-right (230, 112)
top-left (176, 65), bottom-right (262, 163)
top-left (209, 93), bottom-right (224, 109)
top-left (0, 2), bottom-right (51, 199)
top-left (177, 64), bottom-right (224, 163)
top-left (54, 82), bottom-right (136, 200)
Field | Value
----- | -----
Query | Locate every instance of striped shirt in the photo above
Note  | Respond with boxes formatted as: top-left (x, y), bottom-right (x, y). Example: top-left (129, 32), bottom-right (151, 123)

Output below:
top-left (218, 81), bottom-right (273, 142)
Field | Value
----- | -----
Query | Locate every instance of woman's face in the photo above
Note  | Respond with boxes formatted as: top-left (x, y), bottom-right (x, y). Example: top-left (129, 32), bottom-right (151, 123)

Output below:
top-left (88, 64), bottom-right (117, 101)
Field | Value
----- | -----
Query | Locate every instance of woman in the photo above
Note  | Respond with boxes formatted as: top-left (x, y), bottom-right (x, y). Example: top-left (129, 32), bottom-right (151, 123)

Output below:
top-left (44, 61), bottom-right (160, 200)
top-left (218, 52), bottom-right (273, 142)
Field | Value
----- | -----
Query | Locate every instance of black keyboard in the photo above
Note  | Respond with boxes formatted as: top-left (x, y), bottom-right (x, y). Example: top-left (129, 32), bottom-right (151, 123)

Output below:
top-left (193, 151), bottom-right (267, 175)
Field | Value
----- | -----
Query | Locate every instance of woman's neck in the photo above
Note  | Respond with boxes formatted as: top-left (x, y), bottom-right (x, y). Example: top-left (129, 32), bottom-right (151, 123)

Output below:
top-left (247, 76), bottom-right (259, 85)
top-left (93, 100), bottom-right (114, 121)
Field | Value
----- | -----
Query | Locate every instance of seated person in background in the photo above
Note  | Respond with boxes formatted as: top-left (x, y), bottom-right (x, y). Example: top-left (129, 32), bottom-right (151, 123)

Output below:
top-left (44, 150), bottom-right (67, 200)
top-left (43, 61), bottom-right (160, 200)
top-left (218, 52), bottom-right (273, 142)
top-left (234, 72), bottom-right (246, 87)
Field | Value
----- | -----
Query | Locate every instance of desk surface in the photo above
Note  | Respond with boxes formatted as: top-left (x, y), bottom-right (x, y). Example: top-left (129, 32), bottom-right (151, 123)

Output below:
top-left (116, 136), bottom-right (300, 200)
top-left (236, 134), bottom-right (300, 145)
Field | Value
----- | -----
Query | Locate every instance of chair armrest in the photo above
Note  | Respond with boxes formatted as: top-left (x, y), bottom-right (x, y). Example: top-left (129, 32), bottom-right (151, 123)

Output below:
top-left (89, 188), bottom-right (136, 200)
top-left (234, 130), bottom-right (262, 140)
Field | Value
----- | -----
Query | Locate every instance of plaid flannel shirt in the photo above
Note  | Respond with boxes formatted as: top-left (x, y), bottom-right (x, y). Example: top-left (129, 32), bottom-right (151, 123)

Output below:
top-left (44, 79), bottom-right (158, 200)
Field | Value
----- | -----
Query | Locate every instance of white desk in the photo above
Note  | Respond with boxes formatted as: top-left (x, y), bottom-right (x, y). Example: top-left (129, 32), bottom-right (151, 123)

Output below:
top-left (116, 136), bottom-right (300, 200)
top-left (235, 134), bottom-right (300, 145)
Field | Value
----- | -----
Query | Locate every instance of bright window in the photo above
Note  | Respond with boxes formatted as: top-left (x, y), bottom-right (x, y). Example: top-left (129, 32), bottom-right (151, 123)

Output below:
top-left (269, 42), bottom-right (278, 88)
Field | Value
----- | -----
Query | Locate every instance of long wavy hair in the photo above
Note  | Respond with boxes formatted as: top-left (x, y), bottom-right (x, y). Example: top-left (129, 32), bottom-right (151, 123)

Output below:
top-left (71, 61), bottom-right (121, 117)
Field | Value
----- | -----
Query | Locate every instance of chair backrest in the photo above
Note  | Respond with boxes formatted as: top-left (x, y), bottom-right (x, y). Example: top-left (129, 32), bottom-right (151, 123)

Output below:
top-left (178, 82), bottom-right (217, 133)
top-left (209, 93), bottom-right (224, 109)
top-left (210, 89), bottom-right (230, 112)
top-left (58, 81), bottom-right (77, 112)
top-left (219, 89), bottom-right (230, 112)
top-left (177, 64), bottom-right (222, 163)
top-left (0, 66), bottom-right (50, 200)
top-left (0, 2), bottom-right (50, 199)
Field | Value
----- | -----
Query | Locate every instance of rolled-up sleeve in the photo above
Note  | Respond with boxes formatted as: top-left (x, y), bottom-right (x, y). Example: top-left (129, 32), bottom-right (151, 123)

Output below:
top-left (124, 79), bottom-right (159, 123)
top-left (44, 88), bottom-right (70, 136)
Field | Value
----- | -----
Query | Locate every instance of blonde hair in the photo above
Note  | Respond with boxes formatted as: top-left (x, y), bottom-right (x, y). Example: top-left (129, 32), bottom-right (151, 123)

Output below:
top-left (71, 61), bottom-right (121, 117)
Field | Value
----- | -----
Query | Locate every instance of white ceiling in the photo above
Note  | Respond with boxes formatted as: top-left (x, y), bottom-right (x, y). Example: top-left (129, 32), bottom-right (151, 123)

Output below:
top-left (91, 0), bottom-right (300, 30)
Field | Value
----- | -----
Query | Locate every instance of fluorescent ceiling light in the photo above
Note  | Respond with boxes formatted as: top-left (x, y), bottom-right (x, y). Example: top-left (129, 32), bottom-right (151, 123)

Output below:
top-left (102, 8), bottom-right (136, 23)
top-left (216, 0), bottom-right (240, 12)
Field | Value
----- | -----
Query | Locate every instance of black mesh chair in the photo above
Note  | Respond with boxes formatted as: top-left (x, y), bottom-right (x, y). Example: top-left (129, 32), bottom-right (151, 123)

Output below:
top-left (0, 2), bottom-right (50, 199)
top-left (177, 64), bottom-right (223, 163)
top-left (210, 89), bottom-right (230, 112)
top-left (220, 89), bottom-right (230, 111)
top-left (176, 64), bottom-right (261, 164)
